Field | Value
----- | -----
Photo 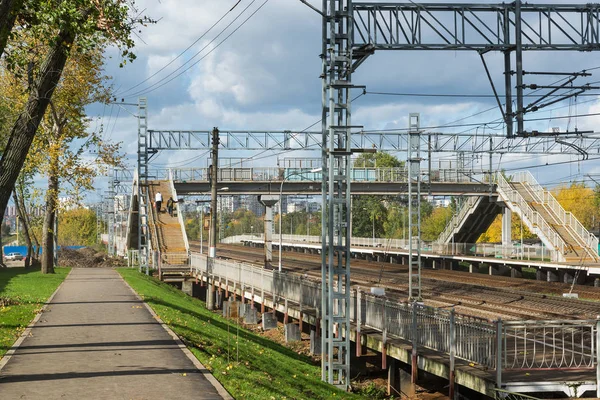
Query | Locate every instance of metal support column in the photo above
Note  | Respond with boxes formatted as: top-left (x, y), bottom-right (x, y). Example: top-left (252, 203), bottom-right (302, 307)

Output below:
top-left (514, 0), bottom-right (524, 135)
top-left (321, 0), bottom-right (353, 389)
top-left (408, 113), bottom-right (422, 301)
top-left (137, 97), bottom-right (150, 274)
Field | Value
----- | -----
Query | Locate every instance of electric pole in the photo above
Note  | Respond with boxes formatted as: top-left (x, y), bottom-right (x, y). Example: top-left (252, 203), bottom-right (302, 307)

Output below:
top-left (207, 127), bottom-right (219, 310)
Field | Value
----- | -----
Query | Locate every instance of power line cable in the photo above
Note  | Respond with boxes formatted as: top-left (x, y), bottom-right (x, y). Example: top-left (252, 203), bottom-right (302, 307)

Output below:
top-left (126, 0), bottom-right (269, 98)
top-left (116, 1), bottom-right (241, 97)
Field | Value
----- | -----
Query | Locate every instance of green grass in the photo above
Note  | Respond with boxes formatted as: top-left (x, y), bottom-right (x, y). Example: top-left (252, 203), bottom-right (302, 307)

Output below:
top-left (118, 268), bottom-right (363, 400)
top-left (0, 267), bottom-right (70, 358)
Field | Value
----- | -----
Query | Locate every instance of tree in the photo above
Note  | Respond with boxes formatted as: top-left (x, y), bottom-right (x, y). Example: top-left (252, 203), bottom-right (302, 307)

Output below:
top-left (553, 182), bottom-right (600, 230)
top-left (421, 206), bottom-right (454, 241)
top-left (351, 152), bottom-right (405, 238)
top-left (58, 208), bottom-right (97, 246)
top-left (0, 0), bottom-right (145, 248)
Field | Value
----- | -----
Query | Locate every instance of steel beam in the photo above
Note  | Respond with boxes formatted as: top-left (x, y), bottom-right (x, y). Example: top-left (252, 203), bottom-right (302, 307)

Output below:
top-left (352, 2), bottom-right (600, 51)
top-left (146, 129), bottom-right (600, 154)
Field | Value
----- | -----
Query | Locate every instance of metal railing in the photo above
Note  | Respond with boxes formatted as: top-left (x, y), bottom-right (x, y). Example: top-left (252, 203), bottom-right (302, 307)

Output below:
top-left (496, 173), bottom-right (566, 262)
top-left (502, 320), bottom-right (598, 370)
top-left (513, 171), bottom-right (599, 262)
top-left (494, 389), bottom-right (541, 400)
top-left (167, 166), bottom-right (490, 184)
top-left (189, 253), bottom-right (600, 387)
top-left (168, 170), bottom-right (190, 253)
top-left (222, 234), bottom-right (553, 262)
top-left (437, 196), bottom-right (480, 244)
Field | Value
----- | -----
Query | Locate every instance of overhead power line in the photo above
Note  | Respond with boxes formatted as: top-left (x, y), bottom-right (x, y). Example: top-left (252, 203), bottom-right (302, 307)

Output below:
top-left (125, 0), bottom-right (270, 98)
top-left (116, 1), bottom-right (242, 97)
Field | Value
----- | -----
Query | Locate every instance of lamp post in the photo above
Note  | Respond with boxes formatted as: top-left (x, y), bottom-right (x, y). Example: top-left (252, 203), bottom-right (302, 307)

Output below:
top-left (279, 168), bottom-right (320, 272)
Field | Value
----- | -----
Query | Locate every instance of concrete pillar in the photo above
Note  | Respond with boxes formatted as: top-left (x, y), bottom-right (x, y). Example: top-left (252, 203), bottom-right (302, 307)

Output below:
top-left (468, 264), bottom-right (473, 273)
top-left (547, 269), bottom-right (559, 282)
top-left (488, 264), bottom-right (500, 276)
top-left (502, 207), bottom-right (512, 248)
top-left (536, 269), bottom-right (547, 281)
top-left (387, 359), bottom-right (400, 397)
top-left (511, 267), bottom-right (523, 278)
top-left (258, 195), bottom-right (279, 269)
top-left (595, 278), bottom-right (600, 287)
top-left (182, 281), bottom-right (193, 296)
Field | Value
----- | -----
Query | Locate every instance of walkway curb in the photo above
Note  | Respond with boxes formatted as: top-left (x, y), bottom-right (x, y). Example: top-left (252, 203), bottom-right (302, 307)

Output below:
top-left (118, 269), bottom-right (234, 400)
top-left (0, 268), bottom-right (73, 372)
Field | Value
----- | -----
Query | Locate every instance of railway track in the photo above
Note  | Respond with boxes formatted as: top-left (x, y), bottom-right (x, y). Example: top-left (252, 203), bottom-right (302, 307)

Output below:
top-left (192, 241), bottom-right (600, 321)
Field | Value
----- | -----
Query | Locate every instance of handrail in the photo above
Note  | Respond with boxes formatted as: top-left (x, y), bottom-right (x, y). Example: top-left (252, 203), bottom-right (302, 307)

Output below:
top-left (437, 196), bottom-right (480, 244)
top-left (190, 253), bottom-right (600, 378)
top-left (496, 173), bottom-right (566, 261)
top-left (166, 166), bottom-right (491, 184)
top-left (146, 187), bottom-right (162, 269)
top-left (168, 170), bottom-right (189, 253)
top-left (513, 171), bottom-right (599, 261)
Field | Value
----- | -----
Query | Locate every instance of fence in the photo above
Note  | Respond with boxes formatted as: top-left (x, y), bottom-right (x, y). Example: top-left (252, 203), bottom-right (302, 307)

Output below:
top-left (221, 234), bottom-right (552, 262)
top-left (189, 253), bottom-right (600, 388)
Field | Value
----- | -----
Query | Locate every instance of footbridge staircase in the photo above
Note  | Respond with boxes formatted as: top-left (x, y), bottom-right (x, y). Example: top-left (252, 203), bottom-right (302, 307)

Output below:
top-left (437, 172), bottom-right (599, 264)
top-left (146, 178), bottom-right (190, 280)
top-left (496, 172), bottom-right (600, 264)
top-left (437, 195), bottom-right (502, 244)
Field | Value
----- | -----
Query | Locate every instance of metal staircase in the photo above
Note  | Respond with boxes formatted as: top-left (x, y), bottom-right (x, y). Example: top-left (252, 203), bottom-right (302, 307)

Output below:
top-left (437, 196), bottom-right (502, 245)
top-left (496, 172), bottom-right (600, 264)
top-left (146, 180), bottom-right (189, 280)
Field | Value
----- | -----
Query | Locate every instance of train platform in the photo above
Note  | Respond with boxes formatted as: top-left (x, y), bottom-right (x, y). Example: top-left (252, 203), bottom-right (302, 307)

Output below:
top-left (0, 268), bottom-right (231, 400)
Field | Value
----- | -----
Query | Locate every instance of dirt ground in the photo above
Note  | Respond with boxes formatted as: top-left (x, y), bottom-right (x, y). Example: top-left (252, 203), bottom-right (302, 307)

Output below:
top-left (244, 317), bottom-right (449, 399)
top-left (58, 247), bottom-right (126, 269)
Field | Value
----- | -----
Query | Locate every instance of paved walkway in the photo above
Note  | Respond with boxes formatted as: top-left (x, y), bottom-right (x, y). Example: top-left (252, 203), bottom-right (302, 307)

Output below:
top-left (0, 268), bottom-right (230, 399)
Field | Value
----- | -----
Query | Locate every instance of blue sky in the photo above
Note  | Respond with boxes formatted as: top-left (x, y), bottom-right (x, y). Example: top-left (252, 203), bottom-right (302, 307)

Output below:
top-left (87, 0), bottom-right (600, 201)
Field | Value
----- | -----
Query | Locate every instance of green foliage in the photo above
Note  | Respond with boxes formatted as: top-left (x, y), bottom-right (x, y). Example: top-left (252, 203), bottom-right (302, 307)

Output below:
top-left (421, 206), bottom-right (454, 241)
top-left (353, 151), bottom-right (403, 168)
top-left (58, 208), bottom-right (97, 246)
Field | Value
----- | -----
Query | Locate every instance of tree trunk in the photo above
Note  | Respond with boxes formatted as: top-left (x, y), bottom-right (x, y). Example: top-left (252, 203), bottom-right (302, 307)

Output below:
top-left (0, 0), bottom-right (22, 58)
top-left (13, 190), bottom-right (33, 268)
top-left (0, 28), bottom-right (74, 231)
top-left (41, 172), bottom-right (58, 274)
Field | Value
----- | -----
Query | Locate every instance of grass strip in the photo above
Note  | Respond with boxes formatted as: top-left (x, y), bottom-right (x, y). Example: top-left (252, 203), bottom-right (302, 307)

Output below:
top-left (118, 268), bottom-right (364, 400)
top-left (0, 267), bottom-right (70, 358)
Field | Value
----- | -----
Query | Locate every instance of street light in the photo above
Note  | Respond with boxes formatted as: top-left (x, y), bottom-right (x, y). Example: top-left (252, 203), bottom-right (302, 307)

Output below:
top-left (279, 168), bottom-right (321, 272)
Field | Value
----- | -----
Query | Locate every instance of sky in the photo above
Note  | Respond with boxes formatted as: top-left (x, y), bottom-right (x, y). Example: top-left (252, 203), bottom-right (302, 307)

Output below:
top-left (88, 0), bottom-right (600, 202)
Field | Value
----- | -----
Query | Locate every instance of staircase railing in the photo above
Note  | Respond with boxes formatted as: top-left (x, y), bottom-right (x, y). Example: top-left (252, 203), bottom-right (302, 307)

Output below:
top-left (168, 170), bottom-right (189, 253)
top-left (146, 188), bottom-right (162, 270)
top-left (496, 173), bottom-right (566, 261)
top-left (513, 171), bottom-right (599, 261)
top-left (436, 196), bottom-right (480, 244)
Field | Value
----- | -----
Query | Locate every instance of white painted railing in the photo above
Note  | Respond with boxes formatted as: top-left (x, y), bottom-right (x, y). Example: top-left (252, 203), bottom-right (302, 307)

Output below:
top-left (221, 234), bottom-right (552, 261)
top-left (513, 171), bottom-right (599, 261)
top-left (189, 253), bottom-right (600, 388)
top-left (437, 196), bottom-right (480, 244)
top-left (496, 173), bottom-right (566, 262)
top-left (169, 167), bottom-right (490, 184)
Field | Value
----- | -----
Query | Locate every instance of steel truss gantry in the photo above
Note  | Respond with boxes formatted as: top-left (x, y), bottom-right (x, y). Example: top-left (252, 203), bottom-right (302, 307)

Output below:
top-left (318, 0), bottom-right (600, 389)
top-left (146, 129), bottom-right (600, 156)
top-left (137, 98), bottom-right (150, 274)
top-left (351, 1), bottom-right (600, 136)
top-left (320, 0), bottom-right (354, 388)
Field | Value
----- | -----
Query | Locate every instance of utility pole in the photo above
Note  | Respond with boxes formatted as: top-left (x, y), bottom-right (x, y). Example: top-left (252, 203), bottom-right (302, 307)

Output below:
top-left (207, 127), bottom-right (219, 310)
